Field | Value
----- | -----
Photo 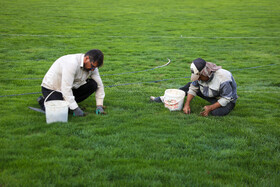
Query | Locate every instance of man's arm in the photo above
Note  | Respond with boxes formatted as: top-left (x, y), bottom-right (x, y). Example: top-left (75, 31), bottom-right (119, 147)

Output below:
top-left (200, 102), bottom-right (221, 116)
top-left (183, 93), bottom-right (195, 114)
top-left (61, 63), bottom-right (78, 110)
top-left (183, 81), bottom-right (199, 114)
top-left (91, 68), bottom-right (105, 106)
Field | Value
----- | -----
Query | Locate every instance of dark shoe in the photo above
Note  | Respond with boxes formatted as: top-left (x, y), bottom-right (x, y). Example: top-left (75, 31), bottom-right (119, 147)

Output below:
top-left (37, 96), bottom-right (45, 111)
top-left (150, 96), bottom-right (163, 103)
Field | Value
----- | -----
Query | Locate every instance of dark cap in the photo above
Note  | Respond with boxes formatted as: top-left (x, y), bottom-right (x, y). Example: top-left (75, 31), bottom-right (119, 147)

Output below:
top-left (190, 58), bottom-right (207, 81)
top-left (193, 58), bottom-right (206, 71)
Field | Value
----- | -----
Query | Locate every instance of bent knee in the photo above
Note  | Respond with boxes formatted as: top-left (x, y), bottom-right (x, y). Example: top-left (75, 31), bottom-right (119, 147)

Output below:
top-left (87, 79), bottom-right (98, 92)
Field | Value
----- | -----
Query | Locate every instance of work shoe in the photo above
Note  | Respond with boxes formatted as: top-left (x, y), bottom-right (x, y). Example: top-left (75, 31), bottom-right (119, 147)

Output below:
top-left (150, 96), bottom-right (163, 103)
top-left (37, 96), bottom-right (45, 111)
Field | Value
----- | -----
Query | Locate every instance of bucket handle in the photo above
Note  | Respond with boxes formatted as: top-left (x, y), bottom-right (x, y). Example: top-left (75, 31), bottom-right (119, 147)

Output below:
top-left (43, 90), bottom-right (56, 106)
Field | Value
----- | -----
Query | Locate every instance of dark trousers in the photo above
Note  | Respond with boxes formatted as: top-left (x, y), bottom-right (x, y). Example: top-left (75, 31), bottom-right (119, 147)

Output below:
top-left (179, 82), bottom-right (235, 116)
top-left (39, 79), bottom-right (98, 110)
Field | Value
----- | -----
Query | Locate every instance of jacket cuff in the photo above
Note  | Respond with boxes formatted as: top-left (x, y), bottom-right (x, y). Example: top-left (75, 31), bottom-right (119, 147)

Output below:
top-left (69, 102), bottom-right (78, 110)
top-left (218, 98), bottom-right (230, 107)
top-left (96, 98), bottom-right (104, 106)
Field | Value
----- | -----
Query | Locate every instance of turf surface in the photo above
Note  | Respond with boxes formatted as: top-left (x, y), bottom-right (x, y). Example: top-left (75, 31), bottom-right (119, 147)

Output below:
top-left (0, 0), bottom-right (279, 186)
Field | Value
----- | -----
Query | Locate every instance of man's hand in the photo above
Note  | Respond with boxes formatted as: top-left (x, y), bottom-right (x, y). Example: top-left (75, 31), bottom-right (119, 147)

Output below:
top-left (200, 102), bottom-right (222, 117)
top-left (96, 106), bottom-right (106, 115)
top-left (200, 105), bottom-right (212, 116)
top-left (183, 94), bottom-right (194, 115)
top-left (73, 107), bottom-right (85, 117)
top-left (183, 105), bottom-right (191, 114)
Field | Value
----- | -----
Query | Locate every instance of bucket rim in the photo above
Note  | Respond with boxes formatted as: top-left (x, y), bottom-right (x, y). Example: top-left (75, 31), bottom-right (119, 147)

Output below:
top-left (45, 100), bottom-right (69, 107)
top-left (164, 89), bottom-right (185, 94)
top-left (164, 89), bottom-right (185, 99)
top-left (165, 88), bottom-right (185, 92)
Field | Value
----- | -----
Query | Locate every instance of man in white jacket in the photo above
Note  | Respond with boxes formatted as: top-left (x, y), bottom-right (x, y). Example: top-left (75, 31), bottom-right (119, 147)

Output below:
top-left (38, 49), bottom-right (105, 116)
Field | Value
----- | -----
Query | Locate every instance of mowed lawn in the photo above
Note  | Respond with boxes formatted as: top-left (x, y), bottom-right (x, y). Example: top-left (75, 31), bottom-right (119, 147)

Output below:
top-left (0, 0), bottom-right (279, 186)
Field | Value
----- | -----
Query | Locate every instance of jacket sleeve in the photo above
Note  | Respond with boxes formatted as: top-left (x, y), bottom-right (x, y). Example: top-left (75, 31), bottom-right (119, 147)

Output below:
top-left (188, 81), bottom-right (199, 96)
top-left (61, 63), bottom-right (78, 110)
top-left (91, 68), bottom-right (105, 106)
top-left (218, 81), bottom-right (233, 106)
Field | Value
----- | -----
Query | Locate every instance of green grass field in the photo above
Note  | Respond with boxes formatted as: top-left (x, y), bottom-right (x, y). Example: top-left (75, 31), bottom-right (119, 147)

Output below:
top-left (0, 0), bottom-right (279, 186)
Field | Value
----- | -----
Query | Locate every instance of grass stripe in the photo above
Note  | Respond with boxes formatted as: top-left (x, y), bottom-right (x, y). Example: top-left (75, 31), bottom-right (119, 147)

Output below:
top-left (1, 33), bottom-right (279, 39)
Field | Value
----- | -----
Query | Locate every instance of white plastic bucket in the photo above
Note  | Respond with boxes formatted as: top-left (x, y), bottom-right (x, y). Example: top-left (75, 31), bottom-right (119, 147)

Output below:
top-left (163, 89), bottom-right (185, 111)
top-left (44, 91), bottom-right (69, 124)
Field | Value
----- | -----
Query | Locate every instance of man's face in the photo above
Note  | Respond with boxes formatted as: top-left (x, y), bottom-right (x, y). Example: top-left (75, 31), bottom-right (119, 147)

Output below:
top-left (198, 74), bottom-right (209, 81)
top-left (84, 56), bottom-right (98, 71)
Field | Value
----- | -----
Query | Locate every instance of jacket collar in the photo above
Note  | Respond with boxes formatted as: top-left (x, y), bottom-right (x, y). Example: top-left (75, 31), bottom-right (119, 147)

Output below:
top-left (80, 54), bottom-right (85, 68)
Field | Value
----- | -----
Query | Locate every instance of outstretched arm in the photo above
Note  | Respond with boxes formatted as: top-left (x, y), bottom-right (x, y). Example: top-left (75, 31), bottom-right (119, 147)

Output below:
top-left (183, 94), bottom-right (195, 114)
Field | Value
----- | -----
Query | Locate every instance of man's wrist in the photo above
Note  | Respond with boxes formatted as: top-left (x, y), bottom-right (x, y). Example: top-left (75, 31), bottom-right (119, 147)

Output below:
top-left (209, 102), bottom-right (221, 111)
top-left (207, 105), bottom-right (213, 111)
top-left (184, 103), bottom-right (190, 107)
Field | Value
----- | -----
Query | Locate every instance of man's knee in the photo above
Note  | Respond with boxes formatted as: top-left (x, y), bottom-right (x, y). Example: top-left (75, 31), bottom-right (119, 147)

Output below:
top-left (179, 82), bottom-right (192, 96)
top-left (210, 109), bottom-right (230, 116)
top-left (87, 79), bottom-right (98, 93)
top-left (210, 103), bottom-right (235, 116)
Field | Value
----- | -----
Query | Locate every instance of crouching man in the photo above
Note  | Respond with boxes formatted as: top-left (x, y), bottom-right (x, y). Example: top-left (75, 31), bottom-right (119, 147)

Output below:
top-left (37, 49), bottom-right (105, 116)
top-left (151, 58), bottom-right (237, 116)
top-left (182, 58), bottom-right (237, 116)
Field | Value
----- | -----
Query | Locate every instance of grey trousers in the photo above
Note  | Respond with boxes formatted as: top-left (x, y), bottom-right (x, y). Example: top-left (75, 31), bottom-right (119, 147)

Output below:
top-left (179, 82), bottom-right (235, 116)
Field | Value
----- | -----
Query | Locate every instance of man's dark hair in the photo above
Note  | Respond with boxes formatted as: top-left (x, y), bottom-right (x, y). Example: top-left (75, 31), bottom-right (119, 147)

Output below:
top-left (85, 49), bottom-right (104, 67)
